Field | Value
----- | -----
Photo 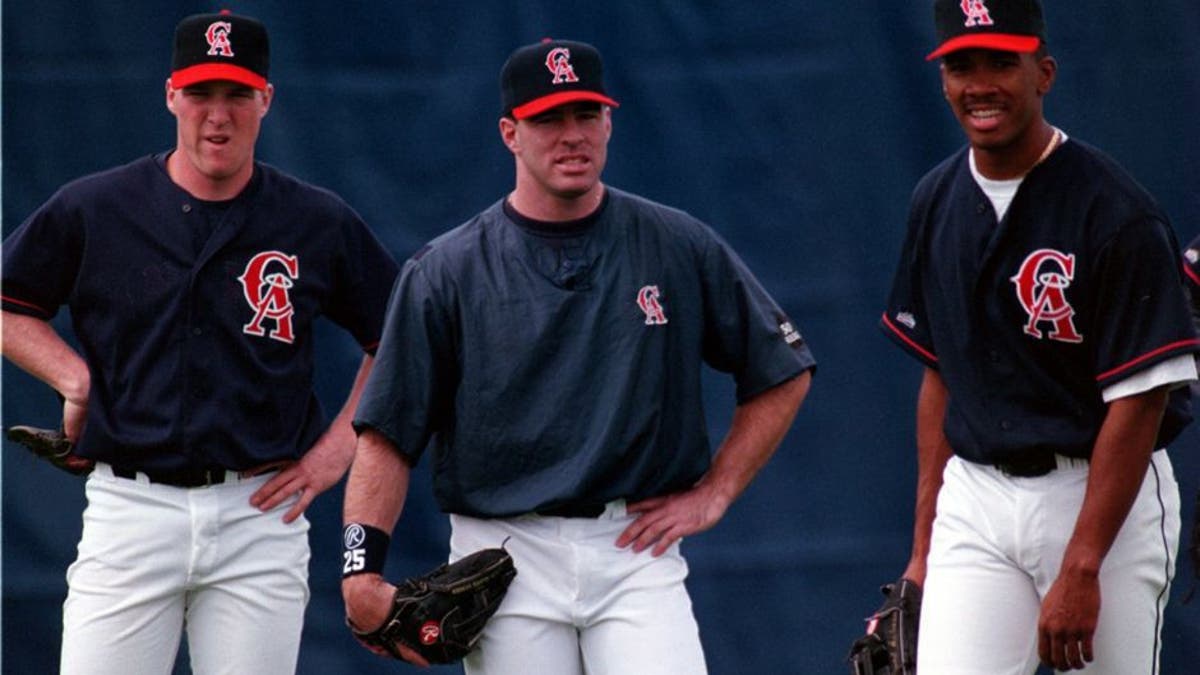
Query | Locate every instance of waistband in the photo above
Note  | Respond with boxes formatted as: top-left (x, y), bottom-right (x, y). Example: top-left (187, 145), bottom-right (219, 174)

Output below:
top-left (990, 447), bottom-right (1164, 478)
top-left (992, 453), bottom-right (1093, 478)
top-left (94, 460), bottom-right (290, 488)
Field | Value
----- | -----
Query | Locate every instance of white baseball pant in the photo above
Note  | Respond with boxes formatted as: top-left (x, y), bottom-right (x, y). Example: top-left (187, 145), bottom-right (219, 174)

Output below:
top-left (450, 500), bottom-right (708, 675)
top-left (916, 452), bottom-right (1179, 674)
top-left (59, 462), bottom-right (310, 675)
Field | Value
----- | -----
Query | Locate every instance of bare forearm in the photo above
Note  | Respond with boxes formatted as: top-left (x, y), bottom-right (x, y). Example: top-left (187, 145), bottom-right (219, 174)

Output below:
top-left (617, 371), bottom-right (810, 556)
top-left (252, 355), bottom-right (381, 521)
top-left (1061, 387), bottom-right (1167, 577)
top-left (700, 371), bottom-right (811, 506)
top-left (308, 355), bottom-right (375, 465)
top-left (344, 428), bottom-right (413, 532)
top-left (907, 368), bottom-right (954, 581)
top-left (1, 311), bottom-right (89, 402)
top-left (341, 428), bottom-right (415, 644)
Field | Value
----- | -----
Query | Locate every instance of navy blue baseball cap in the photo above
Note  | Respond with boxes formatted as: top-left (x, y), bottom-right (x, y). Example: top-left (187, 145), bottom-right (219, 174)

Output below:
top-left (171, 10), bottom-right (269, 90)
top-left (500, 39), bottom-right (619, 119)
top-left (927, 0), bottom-right (1046, 61)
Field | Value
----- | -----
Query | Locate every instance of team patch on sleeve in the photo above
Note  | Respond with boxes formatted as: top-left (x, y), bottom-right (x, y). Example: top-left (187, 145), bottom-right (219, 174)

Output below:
top-left (782, 317), bottom-right (801, 343)
top-left (777, 316), bottom-right (804, 348)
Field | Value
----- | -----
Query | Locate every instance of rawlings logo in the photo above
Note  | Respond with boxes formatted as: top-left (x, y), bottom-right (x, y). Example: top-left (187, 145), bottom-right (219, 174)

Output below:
top-left (239, 251), bottom-right (299, 344)
top-left (545, 47), bottom-right (580, 85)
top-left (1010, 248), bottom-right (1083, 343)
top-left (343, 524), bottom-right (366, 549)
top-left (637, 285), bottom-right (668, 325)
top-left (205, 21), bottom-right (235, 57)
top-left (419, 620), bottom-right (441, 645)
top-left (960, 0), bottom-right (994, 27)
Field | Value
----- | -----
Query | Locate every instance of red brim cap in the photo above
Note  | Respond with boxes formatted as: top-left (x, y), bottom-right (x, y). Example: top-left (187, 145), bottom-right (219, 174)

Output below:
top-left (171, 63), bottom-right (268, 90)
top-left (926, 34), bottom-right (1041, 61)
top-left (511, 91), bottom-right (620, 120)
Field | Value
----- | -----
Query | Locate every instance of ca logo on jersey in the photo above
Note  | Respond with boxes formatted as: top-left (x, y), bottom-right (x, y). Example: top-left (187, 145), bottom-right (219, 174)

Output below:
top-left (545, 47), bottom-right (580, 85)
top-left (1010, 248), bottom-right (1083, 343)
top-left (960, 0), bottom-right (994, 27)
top-left (205, 21), bottom-right (235, 57)
top-left (239, 251), bottom-right (299, 344)
top-left (637, 285), bottom-right (668, 325)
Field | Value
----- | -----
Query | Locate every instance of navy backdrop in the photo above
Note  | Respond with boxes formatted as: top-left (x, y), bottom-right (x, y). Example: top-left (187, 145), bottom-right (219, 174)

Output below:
top-left (4, 2), bottom-right (1199, 673)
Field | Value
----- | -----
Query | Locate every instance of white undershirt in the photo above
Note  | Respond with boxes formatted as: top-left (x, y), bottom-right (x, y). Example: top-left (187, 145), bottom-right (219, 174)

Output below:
top-left (969, 129), bottom-right (1198, 400)
top-left (1101, 355), bottom-right (1197, 403)
top-left (968, 129), bottom-right (1069, 221)
top-left (969, 156), bottom-right (1023, 221)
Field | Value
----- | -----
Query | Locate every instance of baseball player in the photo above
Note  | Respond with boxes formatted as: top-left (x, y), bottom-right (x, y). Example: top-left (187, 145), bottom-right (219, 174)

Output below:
top-left (1184, 234), bottom-right (1200, 390)
top-left (340, 38), bottom-right (816, 673)
top-left (880, 1), bottom-right (1200, 673)
top-left (0, 12), bottom-right (398, 674)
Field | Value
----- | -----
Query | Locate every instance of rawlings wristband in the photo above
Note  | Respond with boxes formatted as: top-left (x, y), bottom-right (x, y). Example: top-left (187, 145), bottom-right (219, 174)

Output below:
top-left (342, 523), bottom-right (390, 578)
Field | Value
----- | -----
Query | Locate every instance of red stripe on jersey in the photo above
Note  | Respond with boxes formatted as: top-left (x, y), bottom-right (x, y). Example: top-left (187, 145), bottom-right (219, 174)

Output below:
top-left (1, 294), bottom-right (51, 317)
top-left (1183, 261), bottom-right (1200, 287)
top-left (1096, 339), bottom-right (1200, 382)
top-left (881, 312), bottom-right (938, 363)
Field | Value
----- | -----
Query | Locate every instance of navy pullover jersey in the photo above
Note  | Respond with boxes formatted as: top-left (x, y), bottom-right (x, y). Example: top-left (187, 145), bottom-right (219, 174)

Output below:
top-left (882, 140), bottom-right (1199, 464)
top-left (355, 188), bottom-right (815, 518)
top-left (2, 154), bottom-right (399, 472)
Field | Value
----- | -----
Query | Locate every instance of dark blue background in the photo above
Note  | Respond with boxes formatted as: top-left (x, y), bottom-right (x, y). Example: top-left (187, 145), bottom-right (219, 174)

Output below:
top-left (4, 2), bottom-right (1198, 673)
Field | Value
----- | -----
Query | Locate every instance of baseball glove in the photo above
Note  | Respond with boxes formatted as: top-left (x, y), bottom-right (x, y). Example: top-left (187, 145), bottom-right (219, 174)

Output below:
top-left (847, 577), bottom-right (922, 675)
top-left (349, 546), bottom-right (517, 664)
top-left (5, 425), bottom-right (93, 476)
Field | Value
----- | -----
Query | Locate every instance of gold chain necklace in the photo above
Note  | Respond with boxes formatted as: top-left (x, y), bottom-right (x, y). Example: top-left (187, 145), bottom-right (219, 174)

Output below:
top-left (1033, 127), bottom-right (1061, 168)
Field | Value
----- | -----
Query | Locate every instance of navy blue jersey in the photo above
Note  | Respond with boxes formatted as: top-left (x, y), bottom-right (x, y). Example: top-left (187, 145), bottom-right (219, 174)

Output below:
top-left (355, 188), bottom-right (815, 518)
top-left (2, 154), bottom-right (399, 472)
top-left (882, 140), bottom-right (1199, 463)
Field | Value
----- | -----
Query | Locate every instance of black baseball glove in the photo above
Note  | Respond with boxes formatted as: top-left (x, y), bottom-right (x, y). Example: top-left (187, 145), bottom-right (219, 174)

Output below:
top-left (847, 577), bottom-right (922, 675)
top-left (349, 546), bottom-right (517, 664)
top-left (5, 425), bottom-right (93, 476)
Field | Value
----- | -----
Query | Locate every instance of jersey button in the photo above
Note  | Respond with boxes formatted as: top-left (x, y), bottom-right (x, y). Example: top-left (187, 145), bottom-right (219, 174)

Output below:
top-left (182, 203), bottom-right (192, 213)
top-left (1000, 420), bottom-right (1013, 431)
top-left (976, 203), bottom-right (987, 214)
top-left (192, 327), bottom-right (203, 336)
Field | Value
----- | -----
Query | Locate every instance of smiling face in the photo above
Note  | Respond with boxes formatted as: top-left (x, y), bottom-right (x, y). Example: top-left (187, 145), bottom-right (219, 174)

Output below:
top-left (500, 101), bottom-right (612, 221)
top-left (165, 78), bottom-right (272, 199)
top-left (940, 47), bottom-right (1057, 176)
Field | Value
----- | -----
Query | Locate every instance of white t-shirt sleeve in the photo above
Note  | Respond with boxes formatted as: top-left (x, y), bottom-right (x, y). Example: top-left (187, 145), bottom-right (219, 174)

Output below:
top-left (1101, 354), bottom-right (1198, 402)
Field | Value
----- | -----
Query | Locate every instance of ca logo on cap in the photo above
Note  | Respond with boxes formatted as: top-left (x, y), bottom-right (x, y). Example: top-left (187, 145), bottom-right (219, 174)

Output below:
top-left (545, 47), bottom-right (580, 85)
top-left (205, 21), bottom-right (235, 57)
top-left (960, 0), bottom-right (995, 27)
